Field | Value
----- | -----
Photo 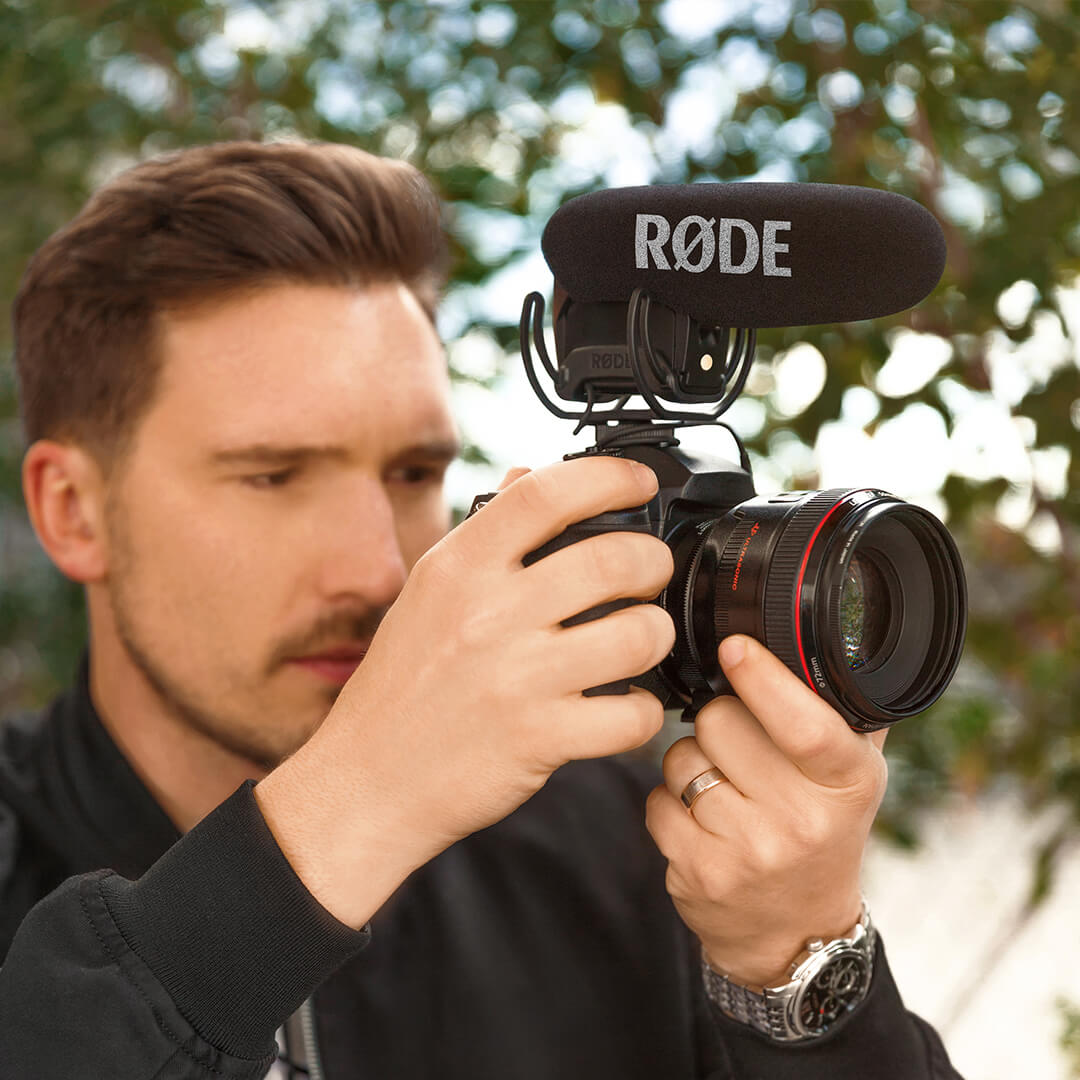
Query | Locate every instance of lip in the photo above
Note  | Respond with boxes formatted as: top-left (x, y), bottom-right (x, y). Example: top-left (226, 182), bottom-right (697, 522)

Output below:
top-left (289, 644), bottom-right (370, 686)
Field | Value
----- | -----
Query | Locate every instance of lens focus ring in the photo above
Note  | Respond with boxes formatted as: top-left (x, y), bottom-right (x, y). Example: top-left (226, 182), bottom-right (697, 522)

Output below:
top-left (714, 514), bottom-right (764, 643)
top-left (762, 490), bottom-right (853, 684)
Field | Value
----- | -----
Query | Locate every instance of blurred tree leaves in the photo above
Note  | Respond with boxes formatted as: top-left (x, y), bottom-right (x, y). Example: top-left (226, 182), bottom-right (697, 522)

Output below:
top-left (1060, 996), bottom-right (1080, 1077)
top-left (2, 0), bottom-right (1080, 842)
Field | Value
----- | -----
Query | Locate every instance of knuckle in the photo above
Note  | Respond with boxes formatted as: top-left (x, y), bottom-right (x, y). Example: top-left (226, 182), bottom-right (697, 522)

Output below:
top-left (587, 534), bottom-right (671, 594)
top-left (410, 541), bottom-right (446, 584)
top-left (587, 534), bottom-right (635, 583)
top-left (648, 536), bottom-right (675, 584)
top-left (601, 454), bottom-right (646, 490)
top-left (789, 804), bottom-right (834, 852)
top-left (694, 696), bottom-right (738, 737)
top-left (619, 607), bottom-right (660, 671)
top-left (872, 753), bottom-right (889, 803)
top-left (409, 541), bottom-right (464, 599)
top-left (848, 752), bottom-right (889, 808)
top-left (498, 466), bottom-right (531, 490)
top-left (516, 467), bottom-right (560, 517)
top-left (698, 861), bottom-right (729, 904)
top-left (645, 784), bottom-right (668, 818)
top-left (663, 736), bottom-right (701, 779)
top-left (697, 690), bottom-right (741, 721)
top-left (645, 603), bottom-right (677, 655)
top-left (634, 536), bottom-right (674, 594)
top-left (787, 721), bottom-right (833, 764)
top-left (665, 862), bottom-right (692, 902)
top-left (631, 690), bottom-right (665, 743)
top-left (644, 788), bottom-right (673, 847)
top-left (746, 829), bottom-right (788, 877)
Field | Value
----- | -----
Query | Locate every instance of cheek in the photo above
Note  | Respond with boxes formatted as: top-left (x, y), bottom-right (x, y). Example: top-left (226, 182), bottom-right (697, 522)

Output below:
top-left (126, 486), bottom-right (279, 623)
top-left (395, 492), bottom-right (451, 570)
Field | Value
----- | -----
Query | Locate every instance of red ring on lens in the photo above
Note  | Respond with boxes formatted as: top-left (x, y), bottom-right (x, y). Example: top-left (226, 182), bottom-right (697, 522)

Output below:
top-left (793, 494), bottom-right (852, 692)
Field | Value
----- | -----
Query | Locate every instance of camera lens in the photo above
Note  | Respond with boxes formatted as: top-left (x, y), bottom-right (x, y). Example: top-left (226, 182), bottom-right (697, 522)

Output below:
top-left (839, 552), bottom-right (892, 672)
top-left (663, 488), bottom-right (967, 732)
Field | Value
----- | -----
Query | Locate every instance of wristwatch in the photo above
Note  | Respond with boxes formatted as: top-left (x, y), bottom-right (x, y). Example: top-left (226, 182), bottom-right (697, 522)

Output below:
top-left (700, 900), bottom-right (876, 1043)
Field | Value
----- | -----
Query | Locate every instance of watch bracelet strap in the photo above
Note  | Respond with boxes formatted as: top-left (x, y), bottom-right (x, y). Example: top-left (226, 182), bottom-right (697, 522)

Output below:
top-left (700, 905), bottom-right (876, 1043)
top-left (703, 969), bottom-right (791, 1034)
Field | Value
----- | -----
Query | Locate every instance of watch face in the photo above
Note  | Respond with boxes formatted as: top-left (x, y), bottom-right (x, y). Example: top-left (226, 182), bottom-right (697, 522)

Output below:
top-left (795, 950), bottom-right (872, 1036)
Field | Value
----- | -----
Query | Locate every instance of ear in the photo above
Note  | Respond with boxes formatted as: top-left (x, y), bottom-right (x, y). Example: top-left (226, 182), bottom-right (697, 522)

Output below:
top-left (21, 440), bottom-right (111, 584)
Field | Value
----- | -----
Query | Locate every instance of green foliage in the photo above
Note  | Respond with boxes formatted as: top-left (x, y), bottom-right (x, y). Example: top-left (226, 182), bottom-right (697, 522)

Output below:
top-left (1059, 997), bottom-right (1080, 1078)
top-left (2, 0), bottom-right (1079, 840)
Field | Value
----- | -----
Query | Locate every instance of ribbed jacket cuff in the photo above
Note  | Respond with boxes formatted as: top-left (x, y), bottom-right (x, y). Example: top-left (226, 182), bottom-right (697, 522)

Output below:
top-left (99, 779), bottom-right (370, 1059)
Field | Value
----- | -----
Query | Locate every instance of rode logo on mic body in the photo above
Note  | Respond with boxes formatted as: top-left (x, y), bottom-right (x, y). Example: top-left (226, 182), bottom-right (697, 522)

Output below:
top-left (635, 214), bottom-right (792, 277)
top-left (590, 351), bottom-right (631, 369)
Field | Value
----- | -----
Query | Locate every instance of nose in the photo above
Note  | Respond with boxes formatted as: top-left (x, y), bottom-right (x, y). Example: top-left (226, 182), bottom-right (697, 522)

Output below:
top-left (316, 475), bottom-right (409, 610)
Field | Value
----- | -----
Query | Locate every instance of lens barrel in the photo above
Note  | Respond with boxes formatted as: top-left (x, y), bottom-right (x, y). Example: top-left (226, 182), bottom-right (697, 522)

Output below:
top-left (663, 488), bottom-right (967, 732)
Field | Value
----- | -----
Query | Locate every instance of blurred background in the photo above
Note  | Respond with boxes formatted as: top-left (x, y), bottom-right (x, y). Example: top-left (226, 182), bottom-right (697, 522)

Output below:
top-left (1, 0), bottom-right (1079, 1074)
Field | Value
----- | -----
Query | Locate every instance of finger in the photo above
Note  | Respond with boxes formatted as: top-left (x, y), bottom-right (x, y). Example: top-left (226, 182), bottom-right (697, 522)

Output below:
top-left (520, 531), bottom-right (673, 627)
top-left (661, 735), bottom-right (745, 836)
top-left (645, 782), bottom-right (721, 864)
top-left (455, 455), bottom-right (658, 569)
top-left (552, 685), bottom-right (665, 762)
top-left (717, 635), bottom-right (870, 788)
top-left (692, 696), bottom-right (802, 803)
top-left (548, 602), bottom-right (675, 695)
top-left (497, 466), bottom-right (531, 491)
top-left (662, 733), bottom-right (738, 801)
top-left (662, 735), bottom-right (723, 800)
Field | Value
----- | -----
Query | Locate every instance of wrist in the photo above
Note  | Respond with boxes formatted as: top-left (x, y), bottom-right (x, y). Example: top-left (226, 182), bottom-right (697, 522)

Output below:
top-left (701, 898), bottom-right (876, 1043)
top-left (701, 895), bottom-right (864, 990)
top-left (701, 945), bottom-right (803, 993)
top-left (254, 740), bottom-right (433, 930)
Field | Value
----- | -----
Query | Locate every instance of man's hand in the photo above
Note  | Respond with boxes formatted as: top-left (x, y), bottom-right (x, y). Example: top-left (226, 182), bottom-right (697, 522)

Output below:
top-left (645, 634), bottom-right (888, 989)
top-left (256, 456), bottom-right (676, 929)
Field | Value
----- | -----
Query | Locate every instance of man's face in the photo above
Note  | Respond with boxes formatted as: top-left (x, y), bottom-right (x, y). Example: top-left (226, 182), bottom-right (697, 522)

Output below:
top-left (101, 281), bottom-right (459, 770)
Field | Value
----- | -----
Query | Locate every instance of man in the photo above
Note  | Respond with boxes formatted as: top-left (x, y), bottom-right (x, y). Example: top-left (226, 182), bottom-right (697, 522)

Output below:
top-left (0, 140), bottom-right (961, 1077)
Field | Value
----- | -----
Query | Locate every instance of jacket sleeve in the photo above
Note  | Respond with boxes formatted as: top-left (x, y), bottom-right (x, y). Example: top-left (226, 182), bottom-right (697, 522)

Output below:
top-left (0, 780), bottom-right (370, 1079)
top-left (693, 934), bottom-right (966, 1079)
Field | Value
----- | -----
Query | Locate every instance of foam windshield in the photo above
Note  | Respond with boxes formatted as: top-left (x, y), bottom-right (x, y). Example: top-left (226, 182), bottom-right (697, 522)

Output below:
top-left (541, 182), bottom-right (947, 329)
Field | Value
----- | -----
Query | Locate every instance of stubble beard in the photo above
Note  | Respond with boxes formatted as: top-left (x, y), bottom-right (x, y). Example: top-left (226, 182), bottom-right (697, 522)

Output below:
top-left (103, 495), bottom-right (324, 773)
top-left (111, 601), bottom-right (305, 773)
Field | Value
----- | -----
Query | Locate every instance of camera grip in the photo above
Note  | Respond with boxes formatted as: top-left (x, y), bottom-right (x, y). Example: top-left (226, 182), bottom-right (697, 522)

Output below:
top-left (466, 492), bottom-right (657, 697)
top-left (561, 598), bottom-right (641, 697)
top-left (522, 506), bottom-right (655, 698)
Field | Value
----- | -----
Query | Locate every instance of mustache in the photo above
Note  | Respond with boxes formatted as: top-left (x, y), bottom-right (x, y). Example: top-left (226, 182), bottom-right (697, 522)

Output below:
top-left (274, 606), bottom-right (390, 666)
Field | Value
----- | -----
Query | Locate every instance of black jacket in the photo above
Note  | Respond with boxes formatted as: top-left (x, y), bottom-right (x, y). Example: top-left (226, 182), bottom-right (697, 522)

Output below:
top-left (0, 651), bottom-right (962, 1078)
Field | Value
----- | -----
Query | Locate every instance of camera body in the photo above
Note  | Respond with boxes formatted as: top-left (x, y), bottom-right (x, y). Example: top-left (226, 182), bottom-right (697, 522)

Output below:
top-left (471, 439), bottom-right (966, 733)
top-left (470, 442), bottom-right (750, 722)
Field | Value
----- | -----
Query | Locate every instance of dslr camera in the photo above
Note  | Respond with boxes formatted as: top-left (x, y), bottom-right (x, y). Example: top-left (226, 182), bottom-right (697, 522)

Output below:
top-left (468, 184), bottom-right (966, 733)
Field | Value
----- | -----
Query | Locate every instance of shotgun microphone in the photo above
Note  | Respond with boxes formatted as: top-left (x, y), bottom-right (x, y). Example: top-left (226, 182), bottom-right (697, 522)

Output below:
top-left (541, 182), bottom-right (946, 329)
top-left (522, 182), bottom-right (947, 420)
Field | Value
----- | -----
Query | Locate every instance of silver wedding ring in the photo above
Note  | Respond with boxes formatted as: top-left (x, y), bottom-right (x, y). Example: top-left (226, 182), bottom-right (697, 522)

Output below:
top-left (680, 766), bottom-right (728, 810)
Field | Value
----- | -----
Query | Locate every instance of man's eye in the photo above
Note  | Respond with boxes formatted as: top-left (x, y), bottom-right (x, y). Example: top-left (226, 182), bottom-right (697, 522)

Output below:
top-left (243, 469), bottom-right (295, 489)
top-left (391, 466), bottom-right (442, 485)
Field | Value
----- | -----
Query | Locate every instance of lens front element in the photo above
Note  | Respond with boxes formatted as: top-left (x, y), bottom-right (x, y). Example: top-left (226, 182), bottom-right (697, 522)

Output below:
top-left (839, 552), bottom-right (893, 673)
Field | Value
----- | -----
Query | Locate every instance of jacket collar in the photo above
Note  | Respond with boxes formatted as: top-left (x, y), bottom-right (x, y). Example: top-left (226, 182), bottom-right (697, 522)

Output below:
top-left (17, 648), bottom-right (181, 879)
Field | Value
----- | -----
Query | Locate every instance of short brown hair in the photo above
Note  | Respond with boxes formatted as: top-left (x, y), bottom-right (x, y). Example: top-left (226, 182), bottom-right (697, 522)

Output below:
top-left (12, 139), bottom-right (447, 480)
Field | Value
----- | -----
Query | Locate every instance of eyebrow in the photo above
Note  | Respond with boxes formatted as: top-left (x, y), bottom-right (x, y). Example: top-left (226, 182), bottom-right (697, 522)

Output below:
top-left (208, 438), bottom-right (463, 468)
